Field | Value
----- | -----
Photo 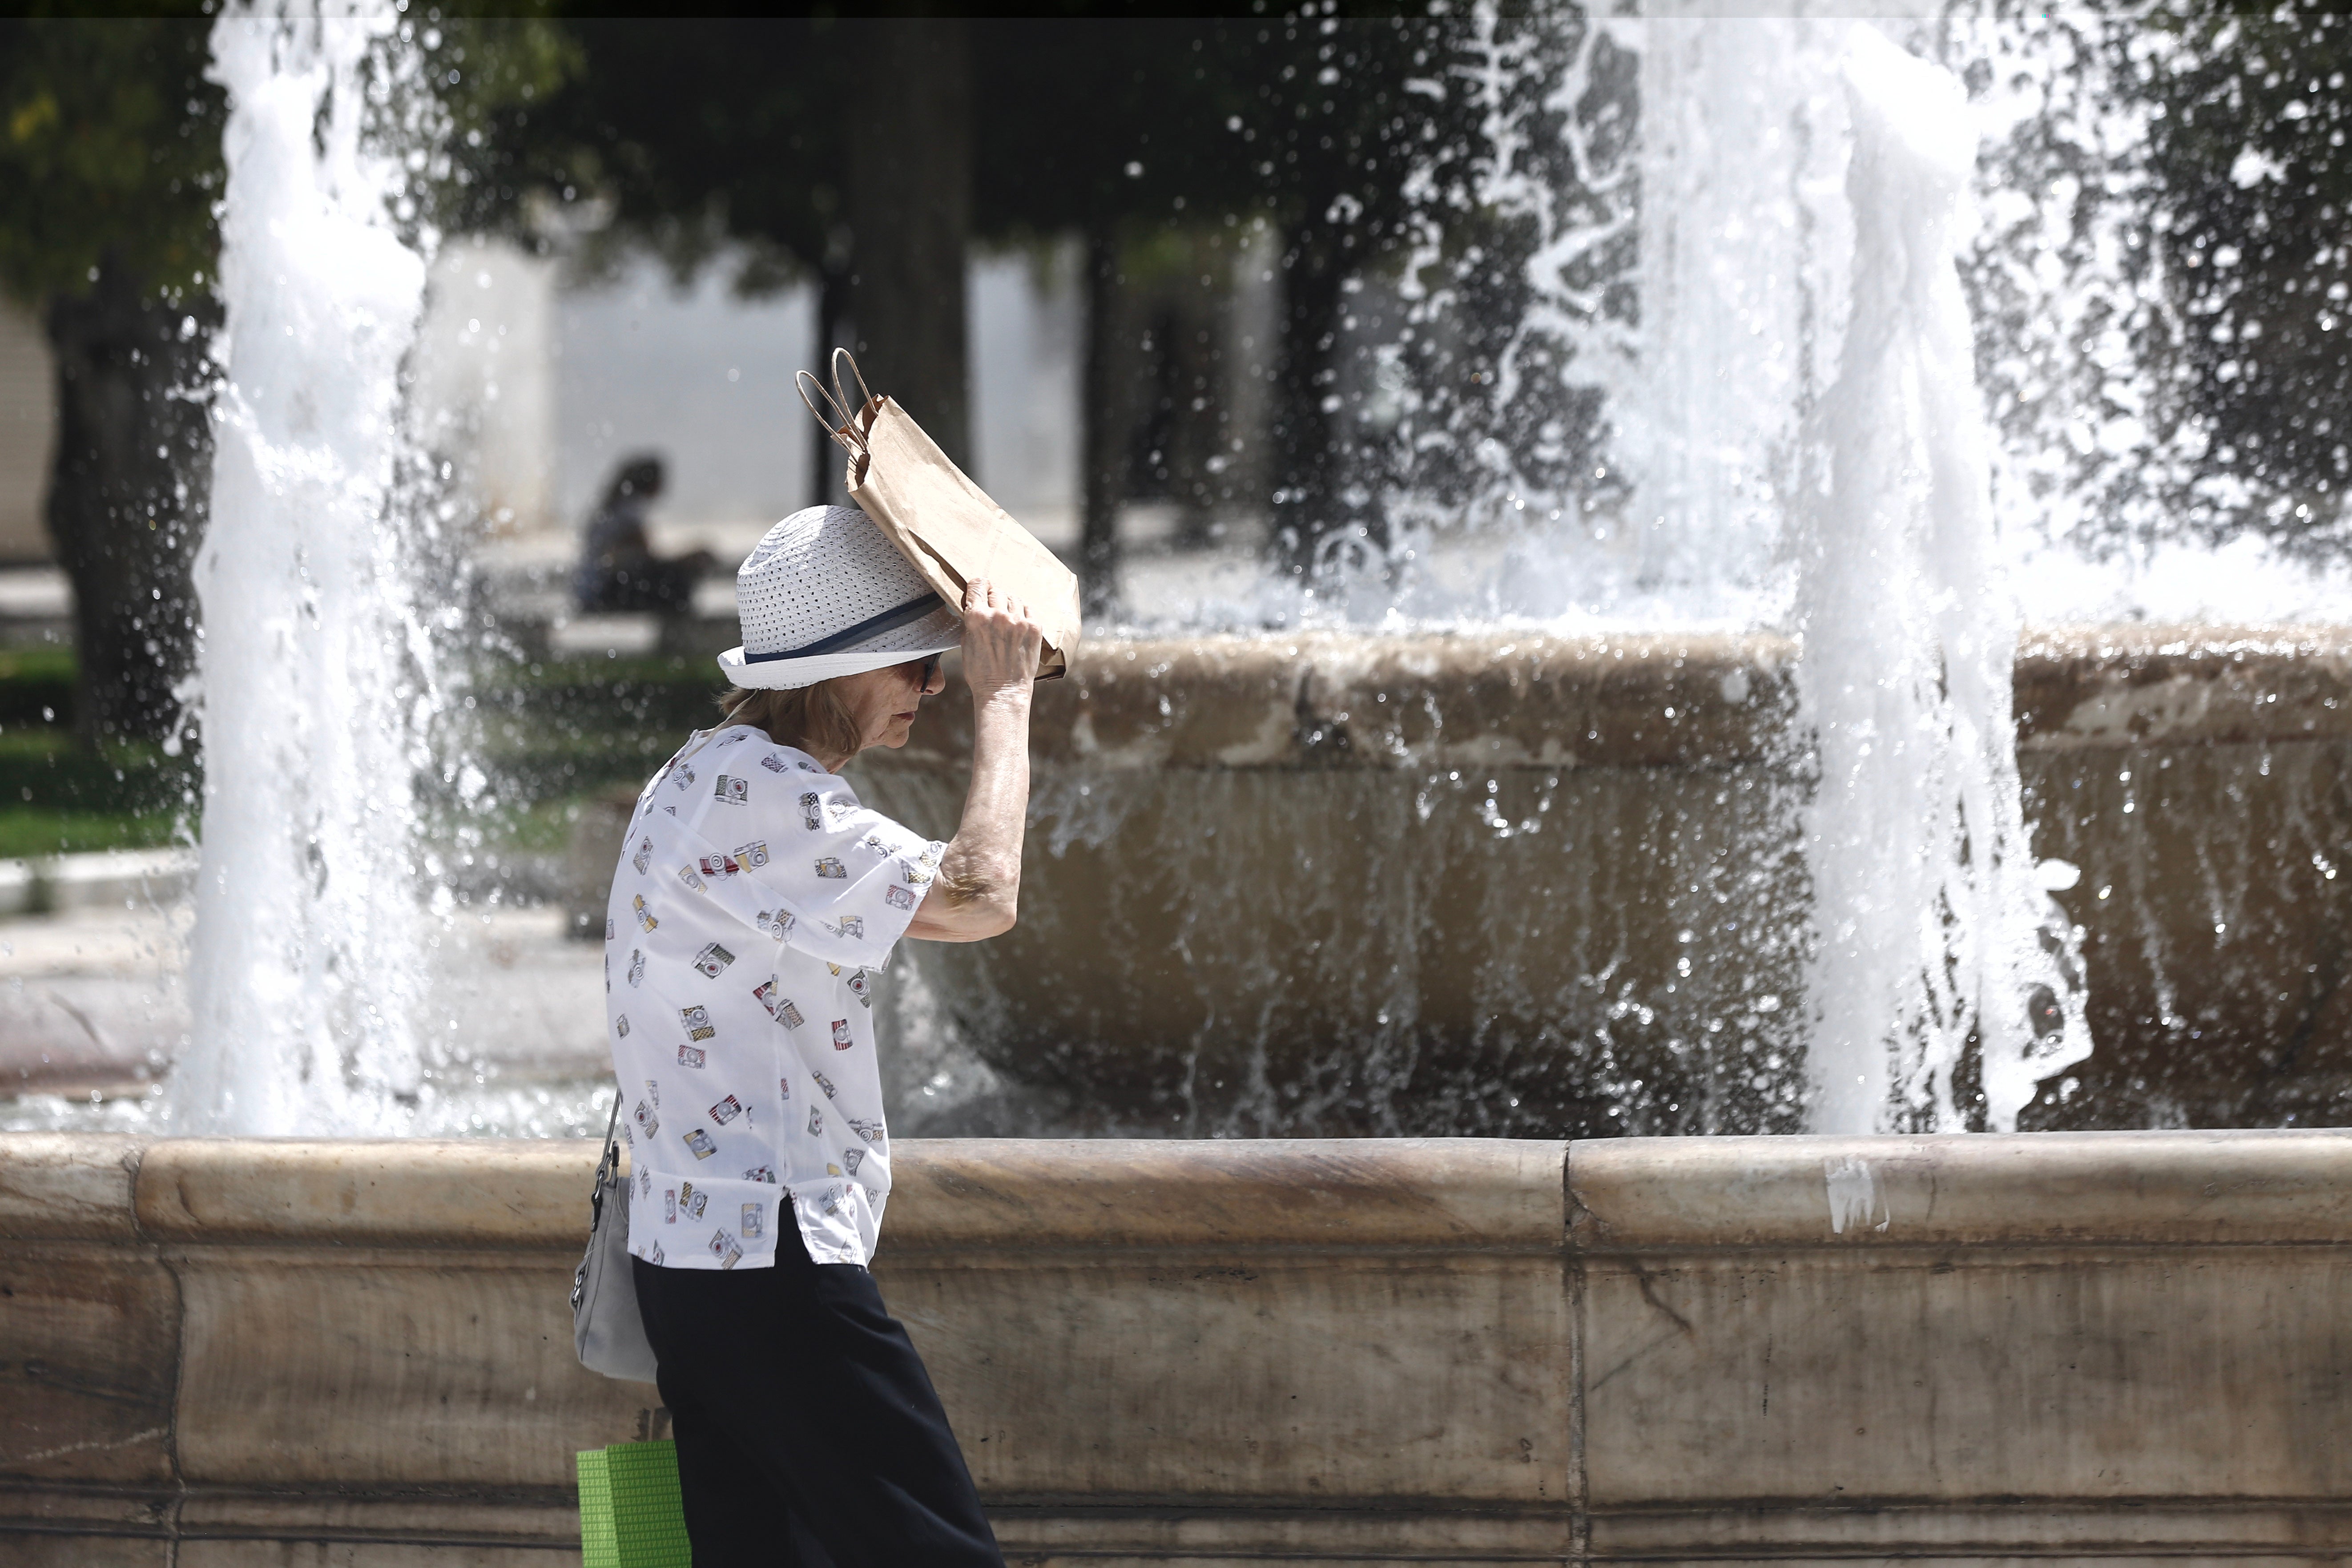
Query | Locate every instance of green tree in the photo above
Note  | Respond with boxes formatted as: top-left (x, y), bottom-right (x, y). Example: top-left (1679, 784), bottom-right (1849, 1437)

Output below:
top-left (0, 11), bottom-right (223, 745)
top-left (969, 17), bottom-right (1269, 601)
top-left (1970, 3), bottom-right (2352, 556)
top-left (0, 9), bottom-right (571, 745)
top-left (1190, 12), bottom-right (1469, 574)
top-left (2130, 4), bottom-right (2352, 549)
top-left (974, 13), bottom-right (1474, 586)
top-left (489, 11), bottom-right (1468, 606)
top-left (487, 17), bottom-right (963, 473)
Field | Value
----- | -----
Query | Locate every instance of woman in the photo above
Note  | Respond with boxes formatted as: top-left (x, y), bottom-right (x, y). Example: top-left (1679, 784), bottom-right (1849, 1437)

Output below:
top-left (574, 454), bottom-right (717, 614)
top-left (605, 502), bottom-right (1039, 1567)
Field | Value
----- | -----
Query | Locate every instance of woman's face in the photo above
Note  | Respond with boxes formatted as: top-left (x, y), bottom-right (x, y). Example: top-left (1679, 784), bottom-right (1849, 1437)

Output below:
top-left (835, 654), bottom-right (946, 755)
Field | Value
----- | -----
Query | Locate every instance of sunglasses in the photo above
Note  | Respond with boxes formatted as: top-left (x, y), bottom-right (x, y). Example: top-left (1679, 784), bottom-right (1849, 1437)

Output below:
top-left (903, 653), bottom-right (942, 687)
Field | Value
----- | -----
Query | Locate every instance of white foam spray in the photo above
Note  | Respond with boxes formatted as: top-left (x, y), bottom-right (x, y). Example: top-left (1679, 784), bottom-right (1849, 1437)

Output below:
top-left (1823, 1154), bottom-right (1887, 1233)
top-left (169, 3), bottom-right (438, 1134)
top-left (1631, 16), bottom-right (1845, 599)
top-left (1794, 29), bottom-right (2091, 1135)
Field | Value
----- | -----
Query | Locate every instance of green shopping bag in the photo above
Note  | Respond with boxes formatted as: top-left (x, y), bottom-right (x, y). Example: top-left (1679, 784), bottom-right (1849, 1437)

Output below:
top-left (577, 1439), bottom-right (693, 1568)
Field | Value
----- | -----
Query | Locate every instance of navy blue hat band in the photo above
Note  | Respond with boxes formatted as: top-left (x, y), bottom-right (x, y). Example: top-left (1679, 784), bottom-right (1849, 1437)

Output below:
top-left (742, 593), bottom-right (946, 664)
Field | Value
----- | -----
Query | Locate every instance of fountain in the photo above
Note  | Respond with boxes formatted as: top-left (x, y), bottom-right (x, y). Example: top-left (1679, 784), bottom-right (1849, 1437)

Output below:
top-left (5, 8), bottom-right (2352, 1564)
top-left (1790, 29), bottom-right (2092, 1134)
top-left (860, 14), bottom-right (2342, 1142)
top-left (167, 3), bottom-right (444, 1136)
top-left (0, 4), bottom-right (2312, 1144)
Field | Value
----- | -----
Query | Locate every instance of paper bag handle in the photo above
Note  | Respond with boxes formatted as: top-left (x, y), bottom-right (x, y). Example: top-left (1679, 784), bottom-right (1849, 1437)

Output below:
top-left (830, 348), bottom-right (878, 426)
top-left (795, 370), bottom-right (868, 461)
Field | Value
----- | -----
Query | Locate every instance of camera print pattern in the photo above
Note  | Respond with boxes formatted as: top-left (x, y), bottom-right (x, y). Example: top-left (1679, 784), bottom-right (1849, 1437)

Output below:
top-left (604, 723), bottom-right (942, 1270)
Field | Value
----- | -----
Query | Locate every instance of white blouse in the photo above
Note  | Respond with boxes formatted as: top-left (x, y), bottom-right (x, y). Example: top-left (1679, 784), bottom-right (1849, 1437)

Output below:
top-left (603, 724), bottom-right (942, 1270)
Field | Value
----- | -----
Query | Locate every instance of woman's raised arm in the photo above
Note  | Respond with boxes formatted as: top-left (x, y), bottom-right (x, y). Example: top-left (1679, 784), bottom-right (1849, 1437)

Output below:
top-left (907, 579), bottom-right (1042, 943)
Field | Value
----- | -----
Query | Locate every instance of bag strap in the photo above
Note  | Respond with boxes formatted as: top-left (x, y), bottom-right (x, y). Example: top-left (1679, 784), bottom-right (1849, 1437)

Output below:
top-left (592, 1084), bottom-right (622, 1205)
top-left (795, 370), bottom-right (868, 460)
top-left (576, 1086), bottom-right (624, 1314)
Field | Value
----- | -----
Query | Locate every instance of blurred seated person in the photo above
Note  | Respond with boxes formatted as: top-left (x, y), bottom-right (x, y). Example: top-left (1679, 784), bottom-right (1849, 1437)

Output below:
top-left (574, 455), bottom-right (717, 614)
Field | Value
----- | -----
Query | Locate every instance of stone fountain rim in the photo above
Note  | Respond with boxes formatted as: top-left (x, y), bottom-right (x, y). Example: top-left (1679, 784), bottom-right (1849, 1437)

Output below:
top-left (5, 1128), bottom-right (2349, 1255)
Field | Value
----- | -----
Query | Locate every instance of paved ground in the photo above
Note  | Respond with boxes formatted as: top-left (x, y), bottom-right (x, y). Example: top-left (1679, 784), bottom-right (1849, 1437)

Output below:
top-left (0, 903), bottom-right (610, 1106)
top-left (0, 898), bottom-right (1051, 1138)
top-left (0, 904), bottom-right (189, 1098)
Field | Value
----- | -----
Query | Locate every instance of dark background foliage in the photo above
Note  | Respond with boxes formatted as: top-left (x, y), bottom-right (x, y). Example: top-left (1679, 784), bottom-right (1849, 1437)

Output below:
top-left (1, 1), bottom-right (2349, 761)
top-left (2133, 5), bottom-right (2352, 548)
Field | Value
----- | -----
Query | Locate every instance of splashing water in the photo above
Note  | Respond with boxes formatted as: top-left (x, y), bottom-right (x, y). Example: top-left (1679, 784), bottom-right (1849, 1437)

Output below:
top-left (1374, 12), bottom-right (2094, 1132)
top-left (40, 2), bottom-right (2312, 1143)
top-left (1629, 14), bottom-right (1843, 601)
top-left (168, 3), bottom-right (440, 1134)
top-left (1794, 28), bottom-right (2091, 1134)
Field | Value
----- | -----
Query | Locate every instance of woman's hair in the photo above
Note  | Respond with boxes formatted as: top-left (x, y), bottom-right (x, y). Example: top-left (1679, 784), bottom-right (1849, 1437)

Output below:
top-left (717, 681), bottom-right (862, 760)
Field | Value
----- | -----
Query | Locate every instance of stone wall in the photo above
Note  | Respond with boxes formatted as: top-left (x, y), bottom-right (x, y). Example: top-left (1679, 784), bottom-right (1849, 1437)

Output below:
top-left (4, 1129), bottom-right (2349, 1564)
top-left (834, 625), bottom-right (2352, 1134)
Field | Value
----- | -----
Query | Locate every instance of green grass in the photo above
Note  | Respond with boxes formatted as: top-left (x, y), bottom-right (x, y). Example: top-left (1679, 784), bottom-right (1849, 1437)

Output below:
top-left (419, 794), bottom-right (609, 859)
top-left (0, 726), bottom-right (194, 857)
top-left (0, 648), bottom-right (81, 730)
top-left (0, 730), bottom-right (192, 805)
top-left (0, 808), bottom-right (186, 860)
top-left (0, 650), bottom-right (707, 862)
top-left (461, 650), bottom-right (712, 807)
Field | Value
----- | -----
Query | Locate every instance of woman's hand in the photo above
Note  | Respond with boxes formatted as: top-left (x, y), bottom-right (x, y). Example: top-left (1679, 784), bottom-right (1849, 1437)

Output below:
top-left (906, 579), bottom-right (1039, 942)
top-left (958, 578), bottom-right (1044, 703)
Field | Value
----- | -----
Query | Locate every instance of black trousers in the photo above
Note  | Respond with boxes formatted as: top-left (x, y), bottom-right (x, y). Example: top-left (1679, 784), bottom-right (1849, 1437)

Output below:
top-left (631, 1248), bottom-right (1004, 1568)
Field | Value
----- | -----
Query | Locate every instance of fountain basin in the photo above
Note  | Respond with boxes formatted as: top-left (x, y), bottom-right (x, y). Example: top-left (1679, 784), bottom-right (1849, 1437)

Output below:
top-left (2, 1129), bottom-right (2348, 1563)
top-left (816, 625), bottom-right (2352, 1133)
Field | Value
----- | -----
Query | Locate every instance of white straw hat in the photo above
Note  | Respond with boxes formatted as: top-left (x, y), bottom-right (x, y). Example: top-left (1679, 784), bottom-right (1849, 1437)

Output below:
top-left (717, 505), bottom-right (962, 691)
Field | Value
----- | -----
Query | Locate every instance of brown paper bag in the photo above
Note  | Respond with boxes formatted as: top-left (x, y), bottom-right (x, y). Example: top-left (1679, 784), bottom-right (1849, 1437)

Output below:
top-left (798, 350), bottom-right (1080, 679)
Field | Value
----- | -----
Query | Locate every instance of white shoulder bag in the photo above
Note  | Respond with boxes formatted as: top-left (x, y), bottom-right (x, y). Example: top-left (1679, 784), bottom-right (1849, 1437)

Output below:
top-left (572, 1088), bottom-right (660, 1383)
